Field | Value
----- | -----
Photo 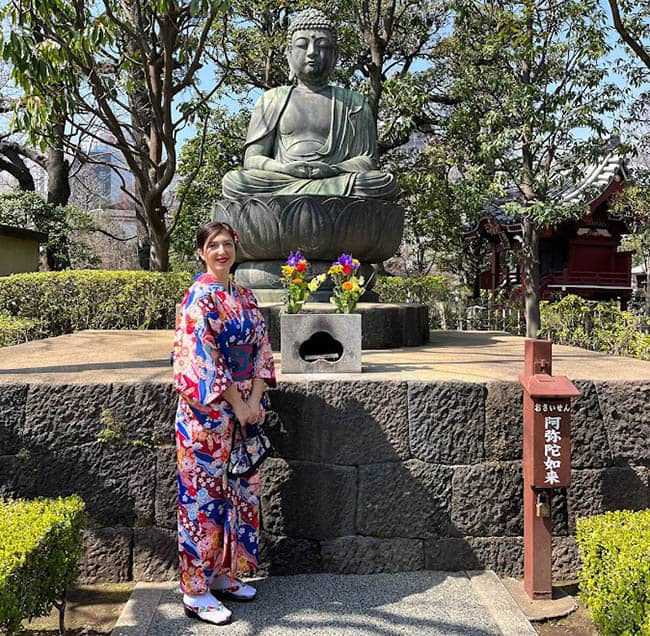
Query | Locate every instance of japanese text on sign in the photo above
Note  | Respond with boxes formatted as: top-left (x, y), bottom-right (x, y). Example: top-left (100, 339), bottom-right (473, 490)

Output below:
top-left (543, 416), bottom-right (562, 485)
top-left (534, 402), bottom-right (570, 413)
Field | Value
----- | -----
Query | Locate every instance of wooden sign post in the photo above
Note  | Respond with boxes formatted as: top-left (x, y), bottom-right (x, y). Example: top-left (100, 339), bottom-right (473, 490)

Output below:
top-left (520, 339), bottom-right (580, 600)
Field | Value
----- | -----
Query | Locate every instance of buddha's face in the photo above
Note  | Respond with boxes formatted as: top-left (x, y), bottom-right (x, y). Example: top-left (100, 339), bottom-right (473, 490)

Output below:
top-left (287, 29), bottom-right (337, 85)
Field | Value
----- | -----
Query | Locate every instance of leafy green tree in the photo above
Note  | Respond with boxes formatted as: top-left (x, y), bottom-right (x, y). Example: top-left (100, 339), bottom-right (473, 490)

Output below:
top-left (1, 0), bottom-right (230, 271)
top-left (392, 141), bottom-right (496, 277)
top-left (607, 1), bottom-right (650, 77)
top-left (610, 167), bottom-right (650, 317)
top-left (172, 109), bottom-right (249, 269)
top-left (0, 191), bottom-right (97, 269)
top-left (449, 0), bottom-right (622, 336)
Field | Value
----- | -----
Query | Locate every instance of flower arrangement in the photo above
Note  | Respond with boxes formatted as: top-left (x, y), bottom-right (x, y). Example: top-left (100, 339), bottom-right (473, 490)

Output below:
top-left (328, 253), bottom-right (365, 313)
top-left (280, 250), bottom-right (326, 314)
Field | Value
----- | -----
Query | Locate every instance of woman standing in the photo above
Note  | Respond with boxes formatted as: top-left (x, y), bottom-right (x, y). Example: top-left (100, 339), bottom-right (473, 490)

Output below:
top-left (172, 221), bottom-right (275, 625)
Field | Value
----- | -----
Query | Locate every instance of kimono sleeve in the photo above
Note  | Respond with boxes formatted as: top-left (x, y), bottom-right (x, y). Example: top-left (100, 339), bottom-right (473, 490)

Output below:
top-left (173, 291), bottom-right (233, 408)
top-left (244, 288), bottom-right (276, 388)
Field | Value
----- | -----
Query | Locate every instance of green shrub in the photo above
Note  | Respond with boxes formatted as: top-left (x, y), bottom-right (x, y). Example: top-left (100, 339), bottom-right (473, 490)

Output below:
top-left (0, 270), bottom-right (193, 337)
top-left (0, 496), bottom-right (86, 634)
top-left (577, 509), bottom-right (650, 636)
top-left (0, 312), bottom-right (43, 347)
top-left (540, 295), bottom-right (650, 360)
top-left (374, 275), bottom-right (464, 329)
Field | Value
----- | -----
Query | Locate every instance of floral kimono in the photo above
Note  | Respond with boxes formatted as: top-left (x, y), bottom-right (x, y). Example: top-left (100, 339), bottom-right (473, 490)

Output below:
top-left (172, 273), bottom-right (275, 595)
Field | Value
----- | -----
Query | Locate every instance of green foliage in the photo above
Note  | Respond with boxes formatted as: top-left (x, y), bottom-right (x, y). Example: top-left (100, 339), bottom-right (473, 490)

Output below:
top-left (172, 109), bottom-right (249, 268)
top-left (577, 509), bottom-right (650, 636)
top-left (449, 0), bottom-right (623, 336)
top-left (0, 191), bottom-right (98, 270)
top-left (539, 295), bottom-right (650, 360)
top-left (374, 275), bottom-right (466, 329)
top-left (393, 142), bottom-right (498, 276)
top-left (0, 312), bottom-right (43, 348)
top-left (0, 496), bottom-right (85, 635)
top-left (96, 409), bottom-right (128, 444)
top-left (0, 270), bottom-right (193, 339)
top-left (1, 0), bottom-right (232, 271)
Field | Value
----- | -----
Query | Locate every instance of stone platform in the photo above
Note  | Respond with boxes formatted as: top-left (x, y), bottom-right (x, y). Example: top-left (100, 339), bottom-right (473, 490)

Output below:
top-left (261, 302), bottom-right (429, 350)
top-left (1, 329), bottom-right (649, 384)
top-left (0, 330), bottom-right (647, 585)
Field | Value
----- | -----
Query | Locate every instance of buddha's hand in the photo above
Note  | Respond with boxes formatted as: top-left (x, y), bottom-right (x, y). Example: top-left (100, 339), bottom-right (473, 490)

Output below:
top-left (281, 161), bottom-right (340, 179)
top-left (307, 162), bottom-right (340, 179)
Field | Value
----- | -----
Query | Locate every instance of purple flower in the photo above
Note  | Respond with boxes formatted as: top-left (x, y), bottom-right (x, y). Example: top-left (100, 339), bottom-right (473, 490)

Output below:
top-left (286, 250), bottom-right (304, 267)
top-left (337, 253), bottom-right (359, 270)
top-left (338, 253), bottom-right (353, 267)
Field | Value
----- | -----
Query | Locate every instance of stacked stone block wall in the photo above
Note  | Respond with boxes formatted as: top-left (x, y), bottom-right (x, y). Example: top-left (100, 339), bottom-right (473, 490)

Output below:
top-left (0, 379), bottom-right (647, 582)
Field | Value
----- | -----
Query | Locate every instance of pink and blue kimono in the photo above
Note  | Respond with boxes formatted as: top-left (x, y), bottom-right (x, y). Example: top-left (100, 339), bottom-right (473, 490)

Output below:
top-left (172, 273), bottom-right (276, 595)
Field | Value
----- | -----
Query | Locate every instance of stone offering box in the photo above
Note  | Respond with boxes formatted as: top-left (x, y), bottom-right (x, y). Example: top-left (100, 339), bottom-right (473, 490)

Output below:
top-left (280, 313), bottom-right (361, 373)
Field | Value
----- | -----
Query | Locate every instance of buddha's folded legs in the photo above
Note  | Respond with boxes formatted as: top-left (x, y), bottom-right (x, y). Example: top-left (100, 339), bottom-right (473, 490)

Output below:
top-left (222, 168), bottom-right (397, 200)
top-left (349, 170), bottom-right (397, 200)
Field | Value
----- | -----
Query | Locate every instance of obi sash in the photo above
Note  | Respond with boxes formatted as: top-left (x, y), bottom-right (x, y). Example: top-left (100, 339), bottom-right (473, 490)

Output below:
top-left (228, 343), bottom-right (256, 381)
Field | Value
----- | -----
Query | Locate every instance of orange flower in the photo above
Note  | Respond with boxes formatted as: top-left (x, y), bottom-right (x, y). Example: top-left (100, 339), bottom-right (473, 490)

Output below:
top-left (342, 281), bottom-right (353, 291)
top-left (292, 277), bottom-right (304, 285)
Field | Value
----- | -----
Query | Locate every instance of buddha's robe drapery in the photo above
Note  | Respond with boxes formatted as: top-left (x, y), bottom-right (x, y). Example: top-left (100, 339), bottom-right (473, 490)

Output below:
top-left (222, 85), bottom-right (396, 199)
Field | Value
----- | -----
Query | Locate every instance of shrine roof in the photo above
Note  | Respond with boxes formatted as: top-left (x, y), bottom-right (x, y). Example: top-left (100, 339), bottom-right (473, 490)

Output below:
top-left (558, 147), bottom-right (627, 206)
top-left (465, 140), bottom-right (627, 239)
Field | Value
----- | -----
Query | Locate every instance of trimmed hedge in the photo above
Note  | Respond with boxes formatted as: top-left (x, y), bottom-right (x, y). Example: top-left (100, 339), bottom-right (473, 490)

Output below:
top-left (375, 275), bottom-right (461, 329)
top-left (0, 496), bottom-right (86, 634)
top-left (577, 509), bottom-right (650, 636)
top-left (540, 295), bottom-right (650, 361)
top-left (0, 270), bottom-right (193, 338)
top-left (0, 312), bottom-right (43, 348)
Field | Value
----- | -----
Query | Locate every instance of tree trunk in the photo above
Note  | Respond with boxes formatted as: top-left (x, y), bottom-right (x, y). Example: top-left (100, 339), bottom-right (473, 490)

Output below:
top-left (145, 195), bottom-right (170, 272)
top-left (41, 125), bottom-right (72, 270)
top-left (522, 218), bottom-right (541, 337)
top-left (46, 124), bottom-right (71, 207)
top-left (135, 203), bottom-right (151, 270)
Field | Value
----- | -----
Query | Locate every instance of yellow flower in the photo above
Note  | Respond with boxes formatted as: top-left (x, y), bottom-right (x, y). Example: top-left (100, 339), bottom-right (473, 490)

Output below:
top-left (352, 258), bottom-right (360, 267)
top-left (328, 264), bottom-right (343, 275)
top-left (281, 265), bottom-right (294, 276)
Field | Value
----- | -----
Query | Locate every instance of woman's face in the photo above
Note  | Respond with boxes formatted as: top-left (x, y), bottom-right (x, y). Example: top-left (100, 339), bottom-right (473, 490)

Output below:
top-left (198, 230), bottom-right (236, 279)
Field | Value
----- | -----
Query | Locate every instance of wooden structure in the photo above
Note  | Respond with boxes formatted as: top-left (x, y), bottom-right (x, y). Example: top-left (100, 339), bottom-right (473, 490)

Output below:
top-left (465, 149), bottom-right (634, 305)
top-left (0, 224), bottom-right (47, 275)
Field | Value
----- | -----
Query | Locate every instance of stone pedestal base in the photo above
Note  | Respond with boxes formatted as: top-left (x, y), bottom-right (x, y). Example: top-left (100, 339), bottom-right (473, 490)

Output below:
top-left (214, 194), bottom-right (405, 292)
top-left (261, 302), bottom-right (429, 351)
top-left (213, 195), bottom-right (404, 262)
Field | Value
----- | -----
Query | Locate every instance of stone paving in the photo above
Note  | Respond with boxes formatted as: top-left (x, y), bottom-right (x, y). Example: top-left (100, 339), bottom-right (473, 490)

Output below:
top-left (1, 329), bottom-right (649, 384)
top-left (112, 571), bottom-right (537, 636)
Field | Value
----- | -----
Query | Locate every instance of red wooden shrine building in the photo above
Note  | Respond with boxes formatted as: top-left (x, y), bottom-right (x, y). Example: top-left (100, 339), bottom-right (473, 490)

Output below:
top-left (465, 148), bottom-right (634, 306)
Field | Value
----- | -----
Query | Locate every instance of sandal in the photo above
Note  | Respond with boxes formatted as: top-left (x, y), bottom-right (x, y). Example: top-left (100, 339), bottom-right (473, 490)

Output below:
top-left (183, 601), bottom-right (232, 625)
top-left (211, 576), bottom-right (257, 602)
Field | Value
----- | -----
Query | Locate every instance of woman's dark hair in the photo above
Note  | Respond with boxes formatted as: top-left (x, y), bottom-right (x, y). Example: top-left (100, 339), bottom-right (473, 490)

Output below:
top-left (196, 221), bottom-right (238, 250)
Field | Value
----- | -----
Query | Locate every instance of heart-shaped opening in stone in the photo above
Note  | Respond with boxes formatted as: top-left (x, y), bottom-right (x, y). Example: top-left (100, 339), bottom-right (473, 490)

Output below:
top-left (299, 331), bottom-right (343, 363)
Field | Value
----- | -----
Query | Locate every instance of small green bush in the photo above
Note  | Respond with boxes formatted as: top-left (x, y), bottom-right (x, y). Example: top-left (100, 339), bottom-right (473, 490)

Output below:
top-left (374, 275), bottom-right (464, 329)
top-left (0, 496), bottom-right (86, 634)
top-left (0, 270), bottom-right (193, 338)
top-left (0, 312), bottom-right (43, 347)
top-left (577, 509), bottom-right (650, 636)
top-left (540, 295), bottom-right (650, 361)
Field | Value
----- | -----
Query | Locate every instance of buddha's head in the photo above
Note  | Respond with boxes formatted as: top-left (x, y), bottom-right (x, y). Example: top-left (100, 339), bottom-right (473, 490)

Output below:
top-left (286, 8), bottom-right (338, 86)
